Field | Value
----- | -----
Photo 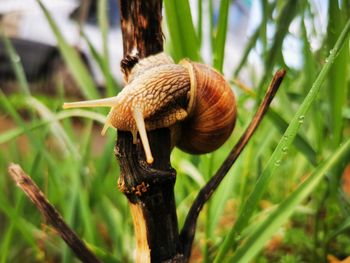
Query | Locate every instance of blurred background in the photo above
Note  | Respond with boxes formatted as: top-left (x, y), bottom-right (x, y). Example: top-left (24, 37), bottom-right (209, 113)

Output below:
top-left (0, 0), bottom-right (328, 95)
top-left (0, 0), bottom-right (349, 262)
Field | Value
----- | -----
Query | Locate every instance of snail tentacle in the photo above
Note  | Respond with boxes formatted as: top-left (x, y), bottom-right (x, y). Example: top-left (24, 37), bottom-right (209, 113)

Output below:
top-left (132, 107), bottom-right (154, 164)
top-left (63, 96), bottom-right (121, 136)
top-left (62, 96), bottom-right (119, 109)
top-left (101, 106), bottom-right (117, 135)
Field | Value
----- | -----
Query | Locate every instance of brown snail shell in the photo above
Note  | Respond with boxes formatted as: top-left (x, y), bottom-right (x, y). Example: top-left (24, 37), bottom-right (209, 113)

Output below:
top-left (176, 62), bottom-right (236, 154)
top-left (62, 53), bottom-right (237, 164)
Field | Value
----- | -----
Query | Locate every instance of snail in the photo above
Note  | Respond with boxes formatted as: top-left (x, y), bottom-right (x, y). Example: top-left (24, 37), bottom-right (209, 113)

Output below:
top-left (63, 53), bottom-right (237, 164)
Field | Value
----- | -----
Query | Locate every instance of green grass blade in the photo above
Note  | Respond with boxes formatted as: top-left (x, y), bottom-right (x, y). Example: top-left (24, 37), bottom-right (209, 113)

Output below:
top-left (327, 0), bottom-right (349, 147)
top-left (300, 13), bottom-right (323, 154)
top-left (28, 97), bottom-right (80, 158)
top-left (201, 154), bottom-right (215, 263)
top-left (0, 194), bottom-right (38, 249)
top-left (94, 134), bottom-right (116, 185)
top-left (257, 0), bottom-right (299, 97)
top-left (0, 223), bottom-right (15, 263)
top-left (0, 91), bottom-right (55, 165)
top-left (0, 34), bottom-right (30, 95)
top-left (97, 0), bottom-right (118, 97)
top-left (88, 243), bottom-right (121, 263)
top-left (265, 0), bottom-right (298, 69)
top-left (228, 138), bottom-right (350, 263)
top-left (81, 31), bottom-right (105, 70)
top-left (197, 0), bottom-right (203, 46)
top-left (62, 168), bottom-right (81, 263)
top-left (325, 216), bottom-right (350, 244)
top-left (233, 1), bottom-right (275, 77)
top-left (0, 109), bottom-right (106, 144)
top-left (214, 17), bottom-right (350, 262)
top-left (209, 0), bottom-right (215, 52)
top-left (164, 0), bottom-right (200, 62)
top-left (208, 160), bottom-right (239, 237)
top-left (0, 128), bottom-right (24, 145)
top-left (233, 26), bottom-right (260, 77)
top-left (37, 0), bottom-right (99, 99)
top-left (98, 0), bottom-right (109, 62)
top-left (0, 194), bottom-right (25, 263)
top-left (212, 0), bottom-right (230, 72)
top-left (267, 109), bottom-right (317, 166)
top-left (81, 31), bottom-right (119, 96)
top-left (77, 122), bottom-right (97, 244)
top-left (232, 86), bottom-right (317, 165)
top-left (179, 159), bottom-right (205, 187)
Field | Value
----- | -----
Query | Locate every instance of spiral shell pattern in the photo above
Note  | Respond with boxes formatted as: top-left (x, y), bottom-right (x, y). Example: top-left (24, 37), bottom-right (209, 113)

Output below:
top-left (176, 63), bottom-right (237, 154)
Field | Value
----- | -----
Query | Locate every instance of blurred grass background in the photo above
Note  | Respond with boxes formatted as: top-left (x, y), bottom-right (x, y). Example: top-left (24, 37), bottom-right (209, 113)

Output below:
top-left (0, 0), bottom-right (350, 262)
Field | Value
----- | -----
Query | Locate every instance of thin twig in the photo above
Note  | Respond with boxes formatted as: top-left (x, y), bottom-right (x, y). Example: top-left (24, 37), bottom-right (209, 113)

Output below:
top-left (8, 163), bottom-right (101, 263)
top-left (180, 69), bottom-right (286, 259)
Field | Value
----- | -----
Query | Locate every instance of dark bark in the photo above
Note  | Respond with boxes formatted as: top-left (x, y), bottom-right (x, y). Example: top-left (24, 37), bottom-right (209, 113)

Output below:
top-left (118, 0), bottom-right (164, 82)
top-left (115, 130), bottom-right (183, 262)
top-left (116, 1), bottom-right (183, 262)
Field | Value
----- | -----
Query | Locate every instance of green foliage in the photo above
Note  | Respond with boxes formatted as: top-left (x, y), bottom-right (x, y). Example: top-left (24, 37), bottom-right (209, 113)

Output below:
top-left (164, 0), bottom-right (201, 62)
top-left (0, 0), bottom-right (350, 262)
top-left (37, 0), bottom-right (99, 100)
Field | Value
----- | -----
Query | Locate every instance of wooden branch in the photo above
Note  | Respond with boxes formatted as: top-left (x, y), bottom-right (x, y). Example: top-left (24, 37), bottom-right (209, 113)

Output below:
top-left (7, 163), bottom-right (101, 263)
top-left (116, 1), bottom-right (183, 262)
top-left (180, 69), bottom-right (286, 259)
top-left (119, 0), bottom-right (163, 82)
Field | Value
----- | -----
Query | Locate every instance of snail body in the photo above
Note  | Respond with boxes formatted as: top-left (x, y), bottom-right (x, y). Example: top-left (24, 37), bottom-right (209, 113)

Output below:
top-left (63, 53), bottom-right (236, 164)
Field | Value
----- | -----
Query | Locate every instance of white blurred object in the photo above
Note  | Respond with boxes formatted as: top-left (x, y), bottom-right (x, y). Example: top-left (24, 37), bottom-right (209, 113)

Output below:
top-left (0, 0), bottom-right (123, 85)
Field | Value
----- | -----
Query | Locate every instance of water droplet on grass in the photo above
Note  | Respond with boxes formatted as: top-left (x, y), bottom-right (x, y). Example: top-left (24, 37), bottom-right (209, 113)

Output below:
top-left (298, 115), bottom-right (305, 123)
top-left (12, 55), bottom-right (20, 63)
